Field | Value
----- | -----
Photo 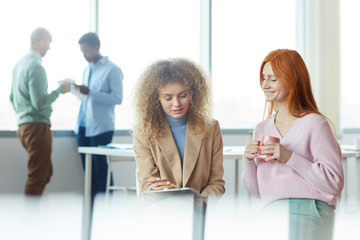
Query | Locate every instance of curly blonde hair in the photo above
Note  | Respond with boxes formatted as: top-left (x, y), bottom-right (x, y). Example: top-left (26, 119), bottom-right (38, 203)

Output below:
top-left (133, 58), bottom-right (213, 141)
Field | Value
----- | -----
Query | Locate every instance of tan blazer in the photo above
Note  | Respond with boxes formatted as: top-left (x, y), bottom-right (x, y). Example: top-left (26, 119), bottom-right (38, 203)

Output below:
top-left (133, 120), bottom-right (225, 199)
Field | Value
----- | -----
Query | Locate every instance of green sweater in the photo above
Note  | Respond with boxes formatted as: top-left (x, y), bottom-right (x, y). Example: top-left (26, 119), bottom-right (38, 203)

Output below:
top-left (10, 49), bottom-right (63, 126)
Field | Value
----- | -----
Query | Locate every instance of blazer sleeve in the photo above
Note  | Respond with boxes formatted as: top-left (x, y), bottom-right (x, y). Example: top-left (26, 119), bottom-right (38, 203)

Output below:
top-left (133, 133), bottom-right (160, 193)
top-left (200, 121), bottom-right (225, 198)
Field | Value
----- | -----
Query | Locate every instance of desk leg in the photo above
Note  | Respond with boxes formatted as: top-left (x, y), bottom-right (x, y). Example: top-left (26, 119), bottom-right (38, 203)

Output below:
top-left (235, 159), bottom-right (239, 195)
top-left (356, 156), bottom-right (360, 205)
top-left (342, 156), bottom-right (348, 204)
top-left (82, 153), bottom-right (92, 240)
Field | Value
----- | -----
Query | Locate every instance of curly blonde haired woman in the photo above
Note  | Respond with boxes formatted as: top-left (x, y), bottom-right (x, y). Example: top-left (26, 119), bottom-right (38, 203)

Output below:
top-left (133, 58), bottom-right (225, 201)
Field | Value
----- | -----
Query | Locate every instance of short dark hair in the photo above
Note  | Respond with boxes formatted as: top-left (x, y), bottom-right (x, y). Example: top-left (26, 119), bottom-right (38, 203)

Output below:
top-left (78, 32), bottom-right (100, 47)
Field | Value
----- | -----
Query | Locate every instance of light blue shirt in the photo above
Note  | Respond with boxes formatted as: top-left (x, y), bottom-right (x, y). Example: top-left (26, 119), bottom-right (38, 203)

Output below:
top-left (165, 114), bottom-right (187, 165)
top-left (76, 56), bottom-right (123, 137)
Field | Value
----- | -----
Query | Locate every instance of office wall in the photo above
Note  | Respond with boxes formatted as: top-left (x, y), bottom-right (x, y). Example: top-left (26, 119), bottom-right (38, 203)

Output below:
top-left (0, 131), bottom-right (357, 197)
top-left (0, 135), bottom-right (83, 194)
top-left (0, 132), bottom-right (252, 196)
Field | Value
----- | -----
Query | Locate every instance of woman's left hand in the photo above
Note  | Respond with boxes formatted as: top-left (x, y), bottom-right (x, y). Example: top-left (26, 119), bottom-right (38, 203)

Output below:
top-left (260, 140), bottom-right (293, 163)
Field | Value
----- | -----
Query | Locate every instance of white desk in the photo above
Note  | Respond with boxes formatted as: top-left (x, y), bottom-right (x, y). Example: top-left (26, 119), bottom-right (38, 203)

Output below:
top-left (78, 145), bottom-right (135, 240)
top-left (77, 144), bottom-right (243, 240)
top-left (79, 145), bottom-right (244, 198)
top-left (340, 146), bottom-right (360, 203)
top-left (223, 146), bottom-right (245, 195)
top-left (78, 144), bottom-right (359, 240)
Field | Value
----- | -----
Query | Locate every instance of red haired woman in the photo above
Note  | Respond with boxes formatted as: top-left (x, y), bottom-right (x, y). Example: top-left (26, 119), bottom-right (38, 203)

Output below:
top-left (242, 49), bottom-right (344, 240)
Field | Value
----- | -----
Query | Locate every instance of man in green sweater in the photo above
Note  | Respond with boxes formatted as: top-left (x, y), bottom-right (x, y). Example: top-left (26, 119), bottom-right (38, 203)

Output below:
top-left (10, 27), bottom-right (69, 195)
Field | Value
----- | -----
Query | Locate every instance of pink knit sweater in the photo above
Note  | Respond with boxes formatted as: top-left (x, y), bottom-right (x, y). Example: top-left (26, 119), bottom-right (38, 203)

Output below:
top-left (241, 113), bottom-right (344, 207)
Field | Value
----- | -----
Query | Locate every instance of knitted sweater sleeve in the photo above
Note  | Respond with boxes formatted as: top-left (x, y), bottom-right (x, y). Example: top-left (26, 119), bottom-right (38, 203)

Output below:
top-left (241, 160), bottom-right (261, 198)
top-left (286, 120), bottom-right (344, 195)
top-left (241, 122), bottom-right (262, 198)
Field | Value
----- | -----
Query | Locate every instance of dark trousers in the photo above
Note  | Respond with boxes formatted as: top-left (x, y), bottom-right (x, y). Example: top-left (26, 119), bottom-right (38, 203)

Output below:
top-left (17, 123), bottom-right (53, 195)
top-left (77, 126), bottom-right (114, 201)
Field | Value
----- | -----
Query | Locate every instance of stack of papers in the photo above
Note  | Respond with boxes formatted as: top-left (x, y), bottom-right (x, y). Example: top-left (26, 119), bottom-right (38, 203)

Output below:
top-left (58, 78), bottom-right (86, 100)
top-left (100, 143), bottom-right (133, 150)
top-left (143, 187), bottom-right (204, 200)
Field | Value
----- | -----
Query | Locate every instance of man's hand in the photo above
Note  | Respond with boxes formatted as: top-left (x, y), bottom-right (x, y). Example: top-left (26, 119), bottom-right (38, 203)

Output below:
top-left (60, 83), bottom-right (70, 93)
top-left (75, 85), bottom-right (90, 95)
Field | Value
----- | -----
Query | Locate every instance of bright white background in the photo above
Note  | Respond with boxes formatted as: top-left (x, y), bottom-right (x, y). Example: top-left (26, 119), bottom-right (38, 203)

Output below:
top-left (340, 0), bottom-right (360, 128)
top-left (0, 0), bottom-right (88, 130)
top-left (99, 0), bottom-right (200, 129)
top-left (0, 0), bottom-right (295, 130)
top-left (1, 0), bottom-right (357, 130)
top-left (212, 0), bottom-right (296, 128)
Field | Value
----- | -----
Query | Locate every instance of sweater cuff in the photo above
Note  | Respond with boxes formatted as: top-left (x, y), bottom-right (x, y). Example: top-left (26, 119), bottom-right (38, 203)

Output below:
top-left (56, 85), bottom-right (64, 94)
top-left (243, 159), bottom-right (257, 175)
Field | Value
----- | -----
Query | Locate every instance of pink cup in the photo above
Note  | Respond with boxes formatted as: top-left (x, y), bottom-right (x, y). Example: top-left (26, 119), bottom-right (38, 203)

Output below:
top-left (257, 136), bottom-right (280, 159)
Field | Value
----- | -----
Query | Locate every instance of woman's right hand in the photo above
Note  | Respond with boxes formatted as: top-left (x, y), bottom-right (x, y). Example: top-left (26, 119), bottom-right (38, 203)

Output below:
top-left (148, 176), bottom-right (173, 190)
top-left (244, 140), bottom-right (260, 161)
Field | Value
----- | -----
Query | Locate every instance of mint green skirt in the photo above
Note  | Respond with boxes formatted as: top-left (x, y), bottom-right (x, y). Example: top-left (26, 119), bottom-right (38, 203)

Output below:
top-left (270, 198), bottom-right (335, 240)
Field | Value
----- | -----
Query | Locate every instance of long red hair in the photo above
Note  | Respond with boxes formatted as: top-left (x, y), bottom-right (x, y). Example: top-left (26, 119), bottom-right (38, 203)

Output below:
top-left (260, 49), bottom-right (322, 118)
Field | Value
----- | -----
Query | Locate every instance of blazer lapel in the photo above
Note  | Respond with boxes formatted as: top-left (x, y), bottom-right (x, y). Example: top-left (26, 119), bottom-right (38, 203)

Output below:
top-left (156, 123), bottom-right (183, 186)
top-left (183, 125), bottom-right (204, 187)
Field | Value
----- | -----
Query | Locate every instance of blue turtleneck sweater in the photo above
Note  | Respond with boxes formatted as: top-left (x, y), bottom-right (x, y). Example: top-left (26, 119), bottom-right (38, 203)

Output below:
top-left (165, 114), bottom-right (187, 166)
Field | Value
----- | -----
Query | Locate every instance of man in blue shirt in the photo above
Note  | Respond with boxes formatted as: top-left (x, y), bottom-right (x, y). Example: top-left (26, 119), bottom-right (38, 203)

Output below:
top-left (75, 32), bottom-right (123, 200)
